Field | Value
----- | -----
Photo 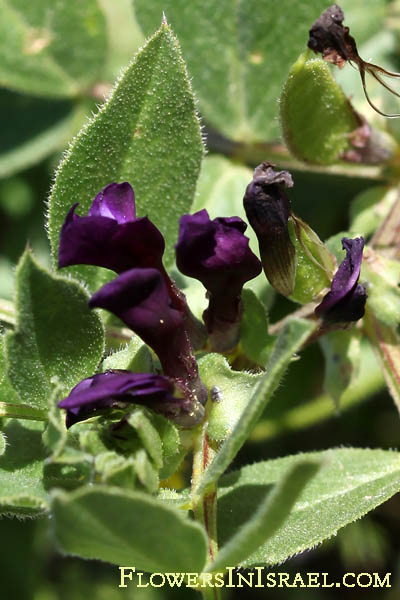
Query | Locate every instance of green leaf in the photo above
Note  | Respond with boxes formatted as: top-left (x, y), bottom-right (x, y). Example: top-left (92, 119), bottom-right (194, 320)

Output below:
top-left (280, 53), bottom-right (358, 165)
top-left (6, 250), bottom-right (104, 409)
top-left (199, 353), bottom-right (261, 442)
top-left (0, 419), bottom-right (49, 516)
top-left (48, 22), bottom-right (203, 290)
top-left (240, 289), bottom-right (275, 366)
top-left (195, 318), bottom-right (315, 497)
top-left (362, 250), bottom-right (400, 328)
top-left (132, 448), bottom-right (159, 493)
top-left (0, 432), bottom-right (5, 457)
top-left (134, 0), bottom-right (329, 141)
top-left (52, 485), bottom-right (208, 572)
top-left (349, 186), bottom-right (398, 238)
top-left (0, 0), bottom-right (106, 97)
top-left (210, 461), bottom-right (320, 571)
top-left (102, 334), bottom-right (153, 373)
top-left (251, 338), bottom-right (384, 441)
top-left (127, 408), bottom-right (163, 469)
top-left (364, 310), bottom-right (400, 414)
top-left (217, 448), bottom-right (400, 567)
top-left (0, 90), bottom-right (87, 178)
top-left (319, 329), bottom-right (361, 405)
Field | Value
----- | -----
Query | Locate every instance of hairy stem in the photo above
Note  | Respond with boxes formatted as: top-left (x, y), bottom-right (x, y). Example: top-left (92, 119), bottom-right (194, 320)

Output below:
top-left (191, 421), bottom-right (221, 600)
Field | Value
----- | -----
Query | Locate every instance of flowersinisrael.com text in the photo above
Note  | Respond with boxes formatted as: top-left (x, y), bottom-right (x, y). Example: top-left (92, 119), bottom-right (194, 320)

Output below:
top-left (119, 567), bottom-right (391, 589)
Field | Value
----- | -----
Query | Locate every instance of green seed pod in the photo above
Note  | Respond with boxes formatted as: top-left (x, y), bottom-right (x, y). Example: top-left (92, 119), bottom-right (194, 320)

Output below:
top-left (280, 52), bottom-right (359, 165)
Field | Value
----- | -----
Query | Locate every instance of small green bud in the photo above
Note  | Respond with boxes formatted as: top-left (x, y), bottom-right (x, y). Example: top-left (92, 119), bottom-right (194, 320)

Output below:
top-left (289, 216), bottom-right (336, 304)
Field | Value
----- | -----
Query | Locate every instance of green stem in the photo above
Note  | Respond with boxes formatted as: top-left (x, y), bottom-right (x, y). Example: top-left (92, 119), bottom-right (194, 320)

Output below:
top-left (191, 422), bottom-right (221, 600)
top-left (0, 402), bottom-right (48, 421)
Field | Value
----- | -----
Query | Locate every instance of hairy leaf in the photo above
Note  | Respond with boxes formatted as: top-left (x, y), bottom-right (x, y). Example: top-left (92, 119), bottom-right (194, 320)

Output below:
top-left (48, 22), bottom-right (203, 290)
top-left (6, 251), bottom-right (104, 409)
top-left (52, 485), bottom-right (208, 571)
top-left (218, 448), bottom-right (400, 567)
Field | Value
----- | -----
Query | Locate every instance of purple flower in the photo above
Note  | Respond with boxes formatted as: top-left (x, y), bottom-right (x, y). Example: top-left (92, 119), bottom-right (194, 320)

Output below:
top-left (58, 370), bottom-right (203, 428)
top-left (175, 209), bottom-right (262, 351)
top-left (58, 182), bottom-right (165, 274)
top-left (315, 237), bottom-right (367, 323)
top-left (89, 268), bottom-right (208, 407)
top-left (243, 162), bottom-right (297, 297)
top-left (59, 182), bottom-right (206, 349)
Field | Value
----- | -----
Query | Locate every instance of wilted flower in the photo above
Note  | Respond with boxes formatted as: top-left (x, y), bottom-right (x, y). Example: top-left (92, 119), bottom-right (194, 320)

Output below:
top-left (176, 209), bottom-right (262, 351)
top-left (89, 268), bottom-right (208, 409)
top-left (58, 370), bottom-right (203, 428)
top-left (315, 237), bottom-right (367, 323)
top-left (243, 162), bottom-right (296, 296)
top-left (308, 4), bottom-right (400, 118)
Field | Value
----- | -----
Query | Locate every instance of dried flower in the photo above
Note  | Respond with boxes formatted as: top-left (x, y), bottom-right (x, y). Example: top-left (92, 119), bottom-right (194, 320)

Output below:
top-left (308, 4), bottom-right (400, 118)
top-left (243, 162), bottom-right (296, 296)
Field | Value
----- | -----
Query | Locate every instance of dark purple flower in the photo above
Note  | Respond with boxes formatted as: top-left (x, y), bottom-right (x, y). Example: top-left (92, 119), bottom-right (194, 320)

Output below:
top-left (315, 237), bottom-right (367, 323)
top-left (243, 162), bottom-right (296, 297)
top-left (58, 182), bottom-right (165, 274)
top-left (175, 209), bottom-right (261, 352)
top-left (176, 209), bottom-right (261, 295)
top-left (89, 268), bottom-right (208, 407)
top-left (59, 182), bottom-right (206, 349)
top-left (58, 370), bottom-right (204, 428)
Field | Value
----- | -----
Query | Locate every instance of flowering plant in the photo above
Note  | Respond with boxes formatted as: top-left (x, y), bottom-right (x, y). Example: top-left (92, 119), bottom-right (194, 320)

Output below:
top-left (1, 2), bottom-right (400, 598)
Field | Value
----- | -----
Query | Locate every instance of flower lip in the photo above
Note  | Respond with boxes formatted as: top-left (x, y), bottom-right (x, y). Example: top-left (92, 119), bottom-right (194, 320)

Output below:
top-left (88, 267), bottom-right (184, 340)
top-left (58, 370), bottom-right (186, 428)
top-left (315, 236), bottom-right (367, 323)
top-left (176, 208), bottom-right (262, 295)
top-left (89, 182), bottom-right (136, 223)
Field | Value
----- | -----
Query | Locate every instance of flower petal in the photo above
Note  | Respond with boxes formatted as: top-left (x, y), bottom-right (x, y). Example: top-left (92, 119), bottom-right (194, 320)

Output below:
top-left (315, 237), bottom-right (367, 323)
top-left (58, 370), bottom-right (186, 428)
top-left (176, 209), bottom-right (261, 295)
top-left (89, 182), bottom-right (136, 223)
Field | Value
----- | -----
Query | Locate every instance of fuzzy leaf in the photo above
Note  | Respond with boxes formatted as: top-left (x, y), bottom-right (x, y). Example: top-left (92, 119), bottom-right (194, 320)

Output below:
top-left (218, 448), bottom-right (400, 567)
top-left (0, 420), bottom-right (49, 517)
top-left (134, 0), bottom-right (329, 141)
top-left (194, 318), bottom-right (315, 497)
top-left (48, 22), bottom-right (203, 290)
top-left (102, 334), bottom-right (153, 373)
top-left (320, 329), bottom-right (361, 404)
top-left (210, 461), bottom-right (320, 571)
top-left (52, 485), bottom-right (208, 572)
top-left (0, 0), bottom-right (106, 97)
top-left (6, 251), bottom-right (104, 409)
top-left (127, 408), bottom-right (163, 470)
top-left (199, 353), bottom-right (261, 442)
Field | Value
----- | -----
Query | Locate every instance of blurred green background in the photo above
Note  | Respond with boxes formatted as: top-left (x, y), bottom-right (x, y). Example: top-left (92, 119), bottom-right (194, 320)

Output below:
top-left (1, 0), bottom-right (400, 598)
